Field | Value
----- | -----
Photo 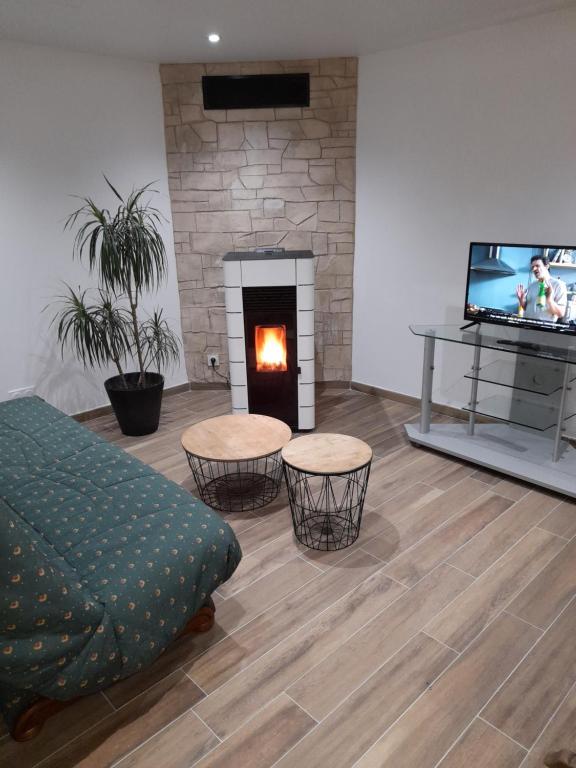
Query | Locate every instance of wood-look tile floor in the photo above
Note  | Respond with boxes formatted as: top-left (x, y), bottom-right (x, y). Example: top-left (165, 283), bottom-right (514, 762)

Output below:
top-left (3, 387), bottom-right (576, 767)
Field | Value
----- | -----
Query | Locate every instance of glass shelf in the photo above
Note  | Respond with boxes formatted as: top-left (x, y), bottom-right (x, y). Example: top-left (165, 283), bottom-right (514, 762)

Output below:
top-left (464, 358), bottom-right (571, 395)
top-left (410, 324), bottom-right (576, 365)
top-left (462, 394), bottom-right (573, 432)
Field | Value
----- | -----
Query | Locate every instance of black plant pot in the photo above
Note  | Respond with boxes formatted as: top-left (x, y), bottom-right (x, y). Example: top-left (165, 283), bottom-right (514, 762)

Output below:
top-left (104, 372), bottom-right (164, 436)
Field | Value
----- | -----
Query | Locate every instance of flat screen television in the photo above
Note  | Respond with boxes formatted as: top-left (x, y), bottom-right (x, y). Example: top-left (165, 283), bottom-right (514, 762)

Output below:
top-left (464, 242), bottom-right (576, 336)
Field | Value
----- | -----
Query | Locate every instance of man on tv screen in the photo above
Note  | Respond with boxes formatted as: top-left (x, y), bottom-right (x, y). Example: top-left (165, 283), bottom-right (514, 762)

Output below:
top-left (516, 255), bottom-right (567, 323)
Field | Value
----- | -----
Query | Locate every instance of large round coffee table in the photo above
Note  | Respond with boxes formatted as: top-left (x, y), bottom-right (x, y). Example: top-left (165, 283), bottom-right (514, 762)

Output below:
top-left (282, 433), bottom-right (372, 551)
top-left (181, 414), bottom-right (292, 513)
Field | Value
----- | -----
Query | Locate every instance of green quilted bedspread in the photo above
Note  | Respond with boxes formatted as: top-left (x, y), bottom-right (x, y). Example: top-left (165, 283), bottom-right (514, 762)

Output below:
top-left (0, 397), bottom-right (241, 729)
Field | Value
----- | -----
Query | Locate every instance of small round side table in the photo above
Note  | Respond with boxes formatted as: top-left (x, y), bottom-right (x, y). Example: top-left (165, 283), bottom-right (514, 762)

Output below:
top-left (181, 414), bottom-right (292, 513)
top-left (282, 433), bottom-right (372, 551)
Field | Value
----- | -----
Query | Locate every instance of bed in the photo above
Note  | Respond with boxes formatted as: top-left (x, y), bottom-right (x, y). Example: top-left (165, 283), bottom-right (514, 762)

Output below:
top-left (0, 396), bottom-right (241, 739)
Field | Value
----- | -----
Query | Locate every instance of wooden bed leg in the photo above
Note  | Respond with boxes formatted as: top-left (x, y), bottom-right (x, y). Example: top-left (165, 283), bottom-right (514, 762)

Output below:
top-left (9, 597), bottom-right (217, 741)
top-left (11, 697), bottom-right (79, 742)
top-left (545, 751), bottom-right (576, 767)
top-left (178, 596), bottom-right (216, 637)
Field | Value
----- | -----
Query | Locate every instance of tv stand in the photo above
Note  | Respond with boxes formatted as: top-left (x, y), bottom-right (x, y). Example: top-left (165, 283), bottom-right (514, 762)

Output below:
top-left (496, 339), bottom-right (541, 351)
top-left (406, 324), bottom-right (576, 497)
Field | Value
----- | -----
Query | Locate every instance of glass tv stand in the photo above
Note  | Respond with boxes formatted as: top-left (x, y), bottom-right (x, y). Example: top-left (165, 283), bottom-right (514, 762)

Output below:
top-left (405, 323), bottom-right (576, 497)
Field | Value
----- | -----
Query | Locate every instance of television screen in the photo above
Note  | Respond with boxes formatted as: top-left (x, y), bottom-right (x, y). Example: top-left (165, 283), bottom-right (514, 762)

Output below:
top-left (465, 242), bottom-right (576, 335)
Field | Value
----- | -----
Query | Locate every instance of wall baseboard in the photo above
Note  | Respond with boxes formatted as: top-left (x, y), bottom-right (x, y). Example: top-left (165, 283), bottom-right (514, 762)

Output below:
top-left (73, 382), bottom-right (191, 423)
top-left (351, 380), bottom-right (485, 423)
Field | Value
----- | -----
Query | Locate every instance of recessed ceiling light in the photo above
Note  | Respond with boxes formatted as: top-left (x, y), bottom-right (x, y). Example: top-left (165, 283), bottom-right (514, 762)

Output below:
top-left (208, 33), bottom-right (221, 44)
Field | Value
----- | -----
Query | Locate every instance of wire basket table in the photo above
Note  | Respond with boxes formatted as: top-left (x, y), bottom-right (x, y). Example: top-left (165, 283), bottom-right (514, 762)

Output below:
top-left (282, 433), bottom-right (372, 551)
top-left (181, 414), bottom-right (292, 513)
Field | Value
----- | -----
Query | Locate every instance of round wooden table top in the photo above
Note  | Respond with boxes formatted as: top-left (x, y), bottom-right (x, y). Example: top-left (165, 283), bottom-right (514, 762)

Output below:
top-left (281, 433), bottom-right (373, 474)
top-left (181, 414), bottom-right (292, 462)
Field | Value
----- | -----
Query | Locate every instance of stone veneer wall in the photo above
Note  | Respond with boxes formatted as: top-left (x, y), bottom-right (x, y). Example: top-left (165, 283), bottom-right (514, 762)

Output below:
top-left (160, 58), bottom-right (356, 384)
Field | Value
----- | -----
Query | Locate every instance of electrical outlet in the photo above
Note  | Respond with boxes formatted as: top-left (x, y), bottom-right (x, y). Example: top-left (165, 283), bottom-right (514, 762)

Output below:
top-left (207, 354), bottom-right (220, 368)
top-left (8, 386), bottom-right (35, 399)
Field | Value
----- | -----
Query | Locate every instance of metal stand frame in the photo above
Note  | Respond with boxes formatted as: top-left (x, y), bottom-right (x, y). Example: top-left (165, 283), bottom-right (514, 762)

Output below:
top-left (283, 460), bottom-right (371, 551)
top-left (185, 450), bottom-right (284, 513)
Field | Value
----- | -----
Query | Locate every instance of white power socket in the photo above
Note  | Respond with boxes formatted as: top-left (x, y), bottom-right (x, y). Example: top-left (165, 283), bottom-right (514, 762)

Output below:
top-left (207, 354), bottom-right (220, 368)
top-left (8, 386), bottom-right (35, 399)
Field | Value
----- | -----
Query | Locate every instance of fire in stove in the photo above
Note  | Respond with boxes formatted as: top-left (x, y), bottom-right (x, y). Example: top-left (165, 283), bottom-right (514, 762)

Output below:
top-left (255, 325), bottom-right (287, 372)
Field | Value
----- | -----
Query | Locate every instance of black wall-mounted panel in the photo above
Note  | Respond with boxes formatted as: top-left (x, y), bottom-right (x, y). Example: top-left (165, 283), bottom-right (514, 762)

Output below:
top-left (202, 74), bottom-right (310, 110)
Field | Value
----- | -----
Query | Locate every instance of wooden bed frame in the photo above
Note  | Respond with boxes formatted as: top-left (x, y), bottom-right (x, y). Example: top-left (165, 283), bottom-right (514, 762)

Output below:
top-left (10, 597), bottom-right (216, 742)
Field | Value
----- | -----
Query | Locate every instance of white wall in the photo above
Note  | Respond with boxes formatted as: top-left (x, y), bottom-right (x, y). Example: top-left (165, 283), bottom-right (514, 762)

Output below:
top-left (0, 40), bottom-right (187, 414)
top-left (354, 9), bottom-right (576, 403)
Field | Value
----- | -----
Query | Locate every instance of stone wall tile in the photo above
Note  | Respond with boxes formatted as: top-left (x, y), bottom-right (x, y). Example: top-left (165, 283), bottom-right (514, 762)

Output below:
top-left (278, 230), bottom-right (312, 250)
top-left (246, 149), bottom-right (283, 165)
top-left (300, 119), bottom-right (331, 138)
top-left (323, 147), bottom-right (356, 158)
top-left (318, 201), bottom-right (340, 222)
top-left (252, 218), bottom-right (275, 231)
top-left (302, 186), bottom-right (334, 201)
top-left (312, 232), bottom-right (328, 254)
top-left (285, 201), bottom-right (317, 225)
top-left (257, 187), bottom-right (305, 201)
top-left (234, 232), bottom-right (257, 248)
top-left (181, 104), bottom-right (204, 122)
top-left (213, 150), bottom-right (247, 170)
top-left (309, 95), bottom-right (333, 109)
top-left (268, 121), bottom-right (305, 139)
top-left (335, 158), bottom-right (355, 190)
top-left (309, 164), bottom-right (337, 185)
top-left (226, 108), bottom-right (275, 121)
top-left (196, 211), bottom-right (252, 232)
top-left (241, 175), bottom-right (265, 189)
top-left (239, 164), bottom-right (268, 176)
top-left (333, 184), bottom-right (355, 201)
top-left (175, 254), bottom-right (203, 281)
top-left (202, 109), bottom-right (227, 122)
top-left (191, 233), bottom-right (234, 253)
top-left (330, 88), bottom-right (356, 107)
top-left (244, 122), bottom-right (269, 149)
top-left (310, 76), bottom-right (337, 91)
top-left (160, 64), bottom-right (205, 83)
top-left (271, 217), bottom-right (296, 230)
top-left (256, 232), bottom-right (284, 247)
top-left (231, 198), bottom-right (263, 211)
top-left (263, 198), bottom-right (285, 218)
top-left (275, 108), bottom-right (304, 119)
top-left (181, 171), bottom-right (222, 190)
top-left (262, 173), bottom-right (311, 187)
top-left (221, 170), bottom-right (243, 188)
top-left (284, 140), bottom-right (322, 159)
top-left (319, 59), bottom-right (347, 76)
top-left (340, 201), bottom-right (355, 223)
top-left (203, 268), bottom-right (224, 288)
top-left (177, 83), bottom-right (203, 104)
top-left (217, 123), bottom-right (245, 149)
top-left (269, 139), bottom-right (290, 150)
top-left (183, 331), bottom-right (208, 353)
top-left (313, 108), bottom-right (349, 122)
top-left (172, 212), bottom-right (197, 231)
top-left (282, 159), bottom-right (309, 173)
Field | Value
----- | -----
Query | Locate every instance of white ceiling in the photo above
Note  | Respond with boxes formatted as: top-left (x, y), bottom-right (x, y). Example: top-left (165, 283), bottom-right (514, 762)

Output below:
top-left (1, 0), bottom-right (575, 63)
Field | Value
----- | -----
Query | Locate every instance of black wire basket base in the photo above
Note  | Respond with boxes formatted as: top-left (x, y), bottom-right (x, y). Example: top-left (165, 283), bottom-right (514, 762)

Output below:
top-left (185, 451), bottom-right (284, 513)
top-left (199, 471), bottom-right (281, 513)
top-left (293, 512), bottom-right (360, 551)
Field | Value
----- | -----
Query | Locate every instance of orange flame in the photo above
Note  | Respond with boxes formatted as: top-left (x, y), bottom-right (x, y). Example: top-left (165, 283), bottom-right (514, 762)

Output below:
top-left (255, 325), bottom-right (287, 372)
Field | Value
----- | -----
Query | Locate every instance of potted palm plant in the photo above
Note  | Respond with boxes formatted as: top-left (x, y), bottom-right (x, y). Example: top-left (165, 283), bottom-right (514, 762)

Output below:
top-left (52, 179), bottom-right (180, 436)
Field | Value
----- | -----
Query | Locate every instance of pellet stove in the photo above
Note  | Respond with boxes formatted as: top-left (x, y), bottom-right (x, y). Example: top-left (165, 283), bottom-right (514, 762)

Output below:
top-left (223, 249), bottom-right (315, 430)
